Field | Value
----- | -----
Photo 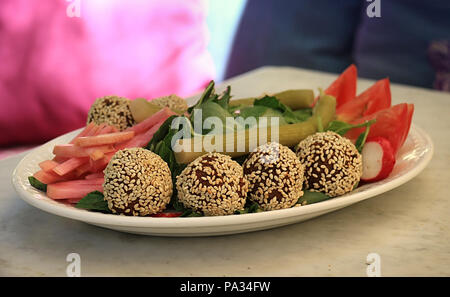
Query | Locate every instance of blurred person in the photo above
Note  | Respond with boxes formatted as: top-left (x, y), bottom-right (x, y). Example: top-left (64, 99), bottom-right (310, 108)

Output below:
top-left (0, 0), bottom-right (214, 150)
top-left (226, 0), bottom-right (450, 91)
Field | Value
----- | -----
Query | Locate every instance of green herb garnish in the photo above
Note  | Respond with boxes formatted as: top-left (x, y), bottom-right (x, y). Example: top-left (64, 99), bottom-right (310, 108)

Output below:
top-left (28, 176), bottom-right (47, 192)
top-left (297, 190), bottom-right (333, 206)
top-left (75, 191), bottom-right (111, 213)
top-left (355, 126), bottom-right (371, 153)
top-left (234, 201), bottom-right (262, 214)
top-left (253, 95), bottom-right (310, 124)
top-left (326, 119), bottom-right (376, 136)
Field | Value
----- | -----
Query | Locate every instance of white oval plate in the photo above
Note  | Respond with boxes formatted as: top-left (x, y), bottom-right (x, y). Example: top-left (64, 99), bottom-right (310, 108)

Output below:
top-left (12, 125), bottom-right (433, 236)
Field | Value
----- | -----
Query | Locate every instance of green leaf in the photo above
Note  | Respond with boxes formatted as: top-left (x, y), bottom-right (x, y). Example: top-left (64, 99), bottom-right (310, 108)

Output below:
top-left (292, 108), bottom-right (313, 122)
top-left (214, 86), bottom-right (232, 110)
top-left (28, 176), bottom-right (47, 192)
top-left (75, 191), bottom-right (111, 213)
top-left (297, 190), bottom-right (332, 206)
top-left (238, 105), bottom-right (268, 119)
top-left (254, 95), bottom-right (312, 124)
top-left (355, 126), bottom-right (371, 153)
top-left (326, 119), bottom-right (376, 136)
top-left (187, 80), bottom-right (216, 113)
top-left (228, 104), bottom-right (245, 114)
top-left (146, 115), bottom-right (178, 151)
top-left (254, 95), bottom-right (289, 113)
top-left (182, 210), bottom-right (203, 217)
top-left (234, 200), bottom-right (262, 214)
top-left (190, 101), bottom-right (236, 134)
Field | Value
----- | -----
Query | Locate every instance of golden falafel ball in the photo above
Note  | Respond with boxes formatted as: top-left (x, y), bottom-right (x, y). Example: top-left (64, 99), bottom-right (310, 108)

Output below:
top-left (87, 95), bottom-right (136, 131)
top-left (103, 148), bottom-right (173, 216)
top-left (151, 94), bottom-right (188, 113)
top-left (176, 153), bottom-right (248, 216)
top-left (296, 131), bottom-right (362, 197)
top-left (243, 142), bottom-right (305, 211)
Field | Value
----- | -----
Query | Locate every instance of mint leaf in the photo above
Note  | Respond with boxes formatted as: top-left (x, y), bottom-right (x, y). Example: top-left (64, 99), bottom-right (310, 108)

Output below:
top-left (146, 115), bottom-right (178, 151)
top-left (181, 210), bottom-right (203, 217)
top-left (234, 201), bottom-right (262, 214)
top-left (355, 126), bottom-right (371, 153)
top-left (187, 80), bottom-right (216, 114)
top-left (297, 190), bottom-right (332, 206)
top-left (214, 86), bottom-right (232, 110)
top-left (326, 119), bottom-right (376, 136)
top-left (292, 108), bottom-right (313, 122)
top-left (254, 95), bottom-right (288, 112)
top-left (254, 95), bottom-right (312, 124)
top-left (28, 176), bottom-right (47, 192)
top-left (75, 191), bottom-right (111, 213)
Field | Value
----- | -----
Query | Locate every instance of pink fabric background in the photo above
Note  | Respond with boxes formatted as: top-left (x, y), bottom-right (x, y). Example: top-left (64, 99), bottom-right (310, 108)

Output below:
top-left (0, 0), bottom-right (214, 148)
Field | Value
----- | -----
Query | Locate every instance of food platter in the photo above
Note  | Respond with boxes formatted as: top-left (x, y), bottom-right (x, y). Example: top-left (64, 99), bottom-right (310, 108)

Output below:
top-left (12, 124), bottom-right (433, 236)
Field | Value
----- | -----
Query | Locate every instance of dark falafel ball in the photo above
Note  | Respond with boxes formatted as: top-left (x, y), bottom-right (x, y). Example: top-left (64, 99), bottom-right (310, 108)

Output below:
top-left (243, 142), bottom-right (305, 211)
top-left (103, 148), bottom-right (173, 216)
top-left (176, 153), bottom-right (248, 216)
top-left (296, 131), bottom-right (362, 197)
top-left (87, 95), bottom-right (136, 131)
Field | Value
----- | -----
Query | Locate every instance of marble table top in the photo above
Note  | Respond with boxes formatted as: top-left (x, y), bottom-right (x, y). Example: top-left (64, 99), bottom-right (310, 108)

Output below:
top-left (1, 66), bottom-right (449, 276)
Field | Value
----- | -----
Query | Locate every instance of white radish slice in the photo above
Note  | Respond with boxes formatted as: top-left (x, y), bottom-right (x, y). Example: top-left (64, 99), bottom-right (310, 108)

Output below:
top-left (361, 137), bottom-right (396, 182)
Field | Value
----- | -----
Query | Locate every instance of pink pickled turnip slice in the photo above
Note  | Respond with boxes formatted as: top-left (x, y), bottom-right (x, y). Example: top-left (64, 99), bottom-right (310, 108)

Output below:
top-left (116, 119), bottom-right (165, 150)
top-left (74, 131), bottom-right (135, 147)
top-left (38, 160), bottom-right (60, 172)
top-left (53, 157), bottom-right (89, 176)
top-left (47, 178), bottom-right (104, 200)
top-left (53, 144), bottom-right (114, 158)
top-left (69, 122), bottom-right (97, 144)
top-left (361, 137), bottom-right (396, 182)
top-left (34, 169), bottom-right (65, 184)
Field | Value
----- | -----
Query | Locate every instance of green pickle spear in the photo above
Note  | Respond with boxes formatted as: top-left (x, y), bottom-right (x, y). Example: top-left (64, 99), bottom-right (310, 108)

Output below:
top-left (229, 89), bottom-right (314, 110)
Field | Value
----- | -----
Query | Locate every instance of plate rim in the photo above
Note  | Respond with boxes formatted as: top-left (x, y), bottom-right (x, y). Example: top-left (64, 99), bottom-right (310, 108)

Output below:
top-left (11, 124), bottom-right (434, 228)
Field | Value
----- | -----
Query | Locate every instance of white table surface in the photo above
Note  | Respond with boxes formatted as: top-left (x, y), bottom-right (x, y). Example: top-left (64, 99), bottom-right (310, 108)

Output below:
top-left (1, 66), bottom-right (449, 276)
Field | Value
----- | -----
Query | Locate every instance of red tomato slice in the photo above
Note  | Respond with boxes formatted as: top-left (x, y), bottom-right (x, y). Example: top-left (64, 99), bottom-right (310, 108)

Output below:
top-left (151, 212), bottom-right (183, 218)
top-left (324, 64), bottom-right (357, 108)
top-left (337, 78), bottom-right (391, 122)
top-left (346, 103), bottom-right (414, 155)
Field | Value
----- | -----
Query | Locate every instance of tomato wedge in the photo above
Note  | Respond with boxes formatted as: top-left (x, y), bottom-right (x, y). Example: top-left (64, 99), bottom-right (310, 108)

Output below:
top-left (324, 64), bottom-right (357, 108)
top-left (150, 212), bottom-right (183, 218)
top-left (346, 103), bottom-right (414, 155)
top-left (337, 78), bottom-right (391, 122)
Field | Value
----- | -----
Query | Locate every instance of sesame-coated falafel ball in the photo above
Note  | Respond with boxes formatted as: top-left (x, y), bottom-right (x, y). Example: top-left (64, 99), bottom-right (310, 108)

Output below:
top-left (243, 142), bottom-right (305, 211)
top-left (152, 94), bottom-right (188, 113)
top-left (87, 95), bottom-right (136, 131)
top-left (176, 153), bottom-right (248, 216)
top-left (296, 131), bottom-right (362, 197)
top-left (103, 148), bottom-right (173, 216)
